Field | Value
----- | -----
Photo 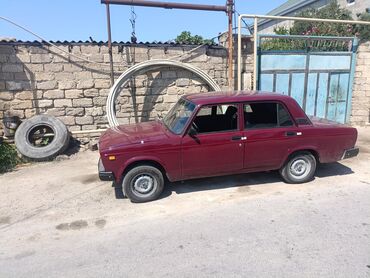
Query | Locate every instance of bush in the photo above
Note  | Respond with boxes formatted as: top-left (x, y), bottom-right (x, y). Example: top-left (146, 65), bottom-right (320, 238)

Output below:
top-left (0, 142), bottom-right (19, 173)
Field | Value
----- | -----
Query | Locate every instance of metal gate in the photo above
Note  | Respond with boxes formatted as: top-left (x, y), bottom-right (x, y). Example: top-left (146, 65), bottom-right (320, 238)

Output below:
top-left (258, 35), bottom-right (358, 123)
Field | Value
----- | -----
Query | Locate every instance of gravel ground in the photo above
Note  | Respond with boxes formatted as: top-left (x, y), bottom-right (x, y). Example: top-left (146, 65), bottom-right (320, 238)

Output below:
top-left (0, 128), bottom-right (369, 278)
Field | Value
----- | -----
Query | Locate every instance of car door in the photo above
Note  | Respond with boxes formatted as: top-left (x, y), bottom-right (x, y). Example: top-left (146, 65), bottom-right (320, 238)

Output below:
top-left (181, 103), bottom-right (244, 179)
top-left (242, 101), bottom-right (300, 171)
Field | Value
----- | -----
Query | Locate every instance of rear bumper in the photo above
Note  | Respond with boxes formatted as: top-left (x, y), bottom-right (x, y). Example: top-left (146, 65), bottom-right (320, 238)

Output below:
top-left (98, 158), bottom-right (115, 181)
top-left (341, 147), bottom-right (359, 160)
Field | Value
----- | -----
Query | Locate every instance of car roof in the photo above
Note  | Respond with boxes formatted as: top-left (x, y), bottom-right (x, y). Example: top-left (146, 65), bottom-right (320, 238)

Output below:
top-left (184, 90), bottom-right (292, 106)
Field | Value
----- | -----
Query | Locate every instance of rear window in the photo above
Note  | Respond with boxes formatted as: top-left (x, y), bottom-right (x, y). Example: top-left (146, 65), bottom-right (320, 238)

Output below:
top-left (244, 102), bottom-right (294, 129)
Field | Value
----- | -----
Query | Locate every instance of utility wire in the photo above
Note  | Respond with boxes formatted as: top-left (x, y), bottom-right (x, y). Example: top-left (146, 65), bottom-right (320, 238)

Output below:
top-left (0, 15), bottom-right (226, 67)
top-left (235, 9), bottom-right (254, 34)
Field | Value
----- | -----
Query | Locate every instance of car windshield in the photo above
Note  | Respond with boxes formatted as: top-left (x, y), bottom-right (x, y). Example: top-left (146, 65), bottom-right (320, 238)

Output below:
top-left (163, 98), bottom-right (196, 135)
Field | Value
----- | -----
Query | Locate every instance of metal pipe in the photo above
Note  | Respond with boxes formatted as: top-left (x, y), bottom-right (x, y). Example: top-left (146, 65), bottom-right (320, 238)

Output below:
top-left (101, 0), bottom-right (227, 12)
top-left (227, 0), bottom-right (233, 89)
top-left (106, 3), bottom-right (114, 86)
top-left (241, 14), bottom-right (370, 26)
top-left (253, 17), bottom-right (258, 90)
top-left (237, 15), bottom-right (242, 91)
top-left (237, 14), bottom-right (370, 92)
top-left (71, 129), bottom-right (107, 135)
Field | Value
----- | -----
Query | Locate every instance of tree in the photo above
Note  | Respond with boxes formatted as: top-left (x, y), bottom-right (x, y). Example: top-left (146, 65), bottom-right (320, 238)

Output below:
top-left (290, 2), bottom-right (354, 37)
top-left (261, 1), bottom-right (370, 51)
top-left (175, 31), bottom-right (214, 44)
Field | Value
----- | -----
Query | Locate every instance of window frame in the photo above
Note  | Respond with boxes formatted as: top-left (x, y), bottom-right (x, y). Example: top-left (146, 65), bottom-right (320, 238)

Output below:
top-left (242, 101), bottom-right (296, 130)
top-left (190, 103), bottom-right (240, 135)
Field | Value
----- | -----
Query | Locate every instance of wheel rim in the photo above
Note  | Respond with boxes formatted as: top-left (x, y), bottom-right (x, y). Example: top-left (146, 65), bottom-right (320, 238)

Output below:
top-left (289, 158), bottom-right (311, 180)
top-left (26, 124), bottom-right (55, 148)
top-left (132, 174), bottom-right (156, 196)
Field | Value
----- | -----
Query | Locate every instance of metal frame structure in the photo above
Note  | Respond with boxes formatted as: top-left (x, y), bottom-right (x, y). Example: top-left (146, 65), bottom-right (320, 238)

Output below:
top-left (101, 0), bottom-right (234, 87)
top-left (257, 34), bottom-right (357, 123)
top-left (237, 14), bottom-right (370, 91)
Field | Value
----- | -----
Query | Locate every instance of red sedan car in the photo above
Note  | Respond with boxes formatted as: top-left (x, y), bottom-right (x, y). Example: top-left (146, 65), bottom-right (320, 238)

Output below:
top-left (98, 91), bottom-right (359, 203)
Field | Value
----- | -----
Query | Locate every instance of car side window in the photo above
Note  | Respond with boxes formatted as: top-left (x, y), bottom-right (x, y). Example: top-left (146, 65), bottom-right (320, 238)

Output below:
top-left (278, 103), bottom-right (294, 126)
top-left (193, 104), bottom-right (238, 134)
top-left (244, 102), bottom-right (293, 129)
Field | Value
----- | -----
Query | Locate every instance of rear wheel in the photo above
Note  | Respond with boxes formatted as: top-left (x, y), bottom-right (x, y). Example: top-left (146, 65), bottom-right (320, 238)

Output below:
top-left (122, 165), bottom-right (164, 203)
top-left (280, 152), bottom-right (316, 183)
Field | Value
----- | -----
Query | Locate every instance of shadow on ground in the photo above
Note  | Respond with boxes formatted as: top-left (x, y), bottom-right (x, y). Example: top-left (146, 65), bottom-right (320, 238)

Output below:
top-left (114, 162), bottom-right (354, 200)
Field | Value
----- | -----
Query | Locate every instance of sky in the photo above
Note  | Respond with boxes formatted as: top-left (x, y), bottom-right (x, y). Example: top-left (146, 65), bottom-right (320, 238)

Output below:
top-left (1, 0), bottom-right (286, 42)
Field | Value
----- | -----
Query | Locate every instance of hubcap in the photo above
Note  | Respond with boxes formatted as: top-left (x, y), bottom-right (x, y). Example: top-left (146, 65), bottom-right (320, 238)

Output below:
top-left (133, 175), bottom-right (154, 194)
top-left (290, 158), bottom-right (311, 178)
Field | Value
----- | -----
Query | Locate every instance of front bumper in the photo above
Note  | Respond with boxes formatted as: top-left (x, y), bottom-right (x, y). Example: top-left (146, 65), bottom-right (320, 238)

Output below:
top-left (98, 158), bottom-right (115, 181)
top-left (341, 147), bottom-right (359, 160)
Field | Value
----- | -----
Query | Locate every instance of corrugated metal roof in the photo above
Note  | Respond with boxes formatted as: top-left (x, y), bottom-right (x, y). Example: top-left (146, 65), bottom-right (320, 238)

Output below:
top-left (0, 39), bottom-right (218, 46)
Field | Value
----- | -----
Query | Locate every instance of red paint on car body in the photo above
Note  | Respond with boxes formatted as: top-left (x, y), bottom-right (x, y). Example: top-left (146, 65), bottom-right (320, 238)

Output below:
top-left (99, 91), bottom-right (358, 183)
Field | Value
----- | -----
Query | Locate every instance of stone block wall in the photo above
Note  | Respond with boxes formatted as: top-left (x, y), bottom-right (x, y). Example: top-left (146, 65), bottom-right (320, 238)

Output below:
top-left (351, 41), bottom-right (370, 126)
top-left (0, 42), bottom-right (251, 136)
top-left (1, 38), bottom-right (369, 138)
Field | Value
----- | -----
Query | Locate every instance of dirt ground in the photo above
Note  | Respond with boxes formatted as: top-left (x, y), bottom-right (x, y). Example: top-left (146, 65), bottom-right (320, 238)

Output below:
top-left (0, 128), bottom-right (369, 277)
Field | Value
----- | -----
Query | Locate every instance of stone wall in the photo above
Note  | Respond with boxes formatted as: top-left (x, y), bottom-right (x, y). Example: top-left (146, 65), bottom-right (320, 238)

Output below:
top-left (0, 41), bottom-right (253, 136)
top-left (1, 38), bottom-right (369, 139)
top-left (351, 41), bottom-right (370, 126)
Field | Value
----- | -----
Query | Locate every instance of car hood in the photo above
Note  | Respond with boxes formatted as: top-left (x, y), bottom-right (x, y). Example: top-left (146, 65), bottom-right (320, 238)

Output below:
top-left (99, 120), bottom-right (169, 151)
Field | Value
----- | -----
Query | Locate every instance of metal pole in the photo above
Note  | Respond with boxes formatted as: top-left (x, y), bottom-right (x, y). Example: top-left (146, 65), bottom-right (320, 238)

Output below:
top-left (101, 0), bottom-right (227, 12)
top-left (237, 15), bottom-right (242, 91)
top-left (106, 3), bottom-right (114, 86)
top-left (227, 0), bottom-right (233, 89)
top-left (253, 17), bottom-right (258, 91)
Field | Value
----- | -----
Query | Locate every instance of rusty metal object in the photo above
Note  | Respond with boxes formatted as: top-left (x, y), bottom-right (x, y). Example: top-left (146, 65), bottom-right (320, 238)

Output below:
top-left (105, 3), bottom-right (114, 86)
top-left (101, 0), bottom-right (227, 12)
top-left (227, 0), bottom-right (234, 89)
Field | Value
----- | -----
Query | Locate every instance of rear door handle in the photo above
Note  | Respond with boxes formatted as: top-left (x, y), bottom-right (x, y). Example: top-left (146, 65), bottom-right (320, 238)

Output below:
top-left (286, 131), bottom-right (302, 137)
top-left (286, 131), bottom-right (296, 137)
top-left (231, 136), bottom-right (247, 141)
top-left (231, 136), bottom-right (242, 141)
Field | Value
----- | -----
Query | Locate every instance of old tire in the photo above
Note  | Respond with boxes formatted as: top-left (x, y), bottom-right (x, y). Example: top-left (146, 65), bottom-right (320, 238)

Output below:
top-left (280, 152), bottom-right (316, 184)
top-left (15, 115), bottom-right (70, 161)
top-left (122, 165), bottom-right (164, 203)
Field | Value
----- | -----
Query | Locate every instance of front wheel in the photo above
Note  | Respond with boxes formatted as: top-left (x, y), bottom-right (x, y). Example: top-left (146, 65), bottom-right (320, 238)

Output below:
top-left (122, 165), bottom-right (164, 203)
top-left (280, 152), bottom-right (316, 184)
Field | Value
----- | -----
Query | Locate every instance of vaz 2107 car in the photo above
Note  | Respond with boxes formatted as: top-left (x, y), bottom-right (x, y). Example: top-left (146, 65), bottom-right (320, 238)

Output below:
top-left (98, 91), bottom-right (359, 203)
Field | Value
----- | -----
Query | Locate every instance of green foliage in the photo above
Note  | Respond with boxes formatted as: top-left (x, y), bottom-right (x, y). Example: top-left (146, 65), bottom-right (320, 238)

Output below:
top-left (290, 2), bottom-right (353, 37)
top-left (175, 31), bottom-right (214, 44)
top-left (0, 142), bottom-right (19, 173)
top-left (260, 1), bottom-right (370, 51)
top-left (261, 26), bottom-right (307, 51)
top-left (355, 12), bottom-right (370, 40)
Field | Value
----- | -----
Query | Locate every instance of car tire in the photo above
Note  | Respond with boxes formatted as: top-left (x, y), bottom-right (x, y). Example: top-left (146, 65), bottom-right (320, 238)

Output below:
top-left (280, 152), bottom-right (316, 184)
top-left (122, 165), bottom-right (164, 203)
top-left (14, 115), bottom-right (70, 161)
